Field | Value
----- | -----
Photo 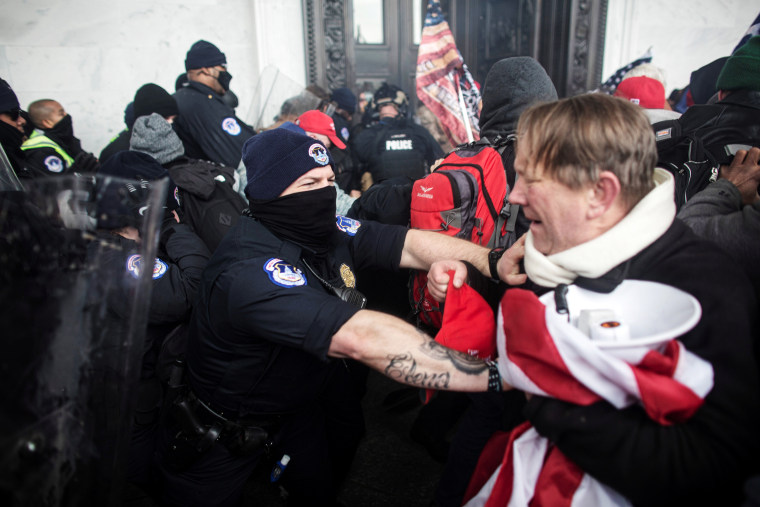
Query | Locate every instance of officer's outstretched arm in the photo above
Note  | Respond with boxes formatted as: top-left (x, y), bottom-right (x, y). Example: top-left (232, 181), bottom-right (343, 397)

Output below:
top-left (399, 229), bottom-right (527, 286)
top-left (328, 309), bottom-right (510, 392)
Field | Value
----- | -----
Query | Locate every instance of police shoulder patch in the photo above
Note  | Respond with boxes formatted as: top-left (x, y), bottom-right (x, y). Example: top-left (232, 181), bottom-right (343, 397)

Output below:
top-left (44, 155), bottom-right (64, 173)
top-left (221, 117), bottom-right (241, 136)
top-left (263, 258), bottom-right (307, 288)
top-left (126, 254), bottom-right (168, 280)
top-left (340, 127), bottom-right (350, 141)
top-left (336, 215), bottom-right (361, 236)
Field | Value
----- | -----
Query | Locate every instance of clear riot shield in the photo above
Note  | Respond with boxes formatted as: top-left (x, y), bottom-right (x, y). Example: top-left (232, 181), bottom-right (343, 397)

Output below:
top-left (0, 161), bottom-right (167, 506)
top-left (246, 65), bottom-right (329, 131)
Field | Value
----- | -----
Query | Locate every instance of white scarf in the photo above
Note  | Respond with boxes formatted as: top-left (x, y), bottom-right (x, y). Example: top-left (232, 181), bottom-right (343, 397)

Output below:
top-left (524, 168), bottom-right (676, 287)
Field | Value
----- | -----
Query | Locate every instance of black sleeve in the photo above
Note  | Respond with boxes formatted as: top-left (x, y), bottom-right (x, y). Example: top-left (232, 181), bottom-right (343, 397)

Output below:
top-left (523, 242), bottom-right (760, 506)
top-left (149, 224), bottom-right (211, 324)
top-left (346, 180), bottom-right (412, 225)
top-left (22, 147), bottom-right (73, 178)
top-left (348, 220), bottom-right (407, 273)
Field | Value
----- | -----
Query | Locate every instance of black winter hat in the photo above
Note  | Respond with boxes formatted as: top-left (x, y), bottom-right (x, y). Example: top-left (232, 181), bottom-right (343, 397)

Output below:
top-left (99, 151), bottom-right (179, 213)
top-left (185, 40), bottom-right (227, 71)
top-left (243, 129), bottom-right (333, 201)
top-left (479, 57), bottom-right (557, 138)
top-left (133, 83), bottom-right (179, 120)
top-left (331, 87), bottom-right (357, 114)
top-left (0, 78), bottom-right (20, 113)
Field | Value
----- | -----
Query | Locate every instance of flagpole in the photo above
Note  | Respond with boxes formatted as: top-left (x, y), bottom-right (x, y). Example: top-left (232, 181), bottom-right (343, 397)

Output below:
top-left (455, 72), bottom-right (474, 143)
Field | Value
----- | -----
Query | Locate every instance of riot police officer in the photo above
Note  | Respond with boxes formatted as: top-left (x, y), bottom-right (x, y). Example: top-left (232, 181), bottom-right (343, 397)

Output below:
top-left (352, 83), bottom-right (443, 189)
top-left (154, 129), bottom-right (523, 507)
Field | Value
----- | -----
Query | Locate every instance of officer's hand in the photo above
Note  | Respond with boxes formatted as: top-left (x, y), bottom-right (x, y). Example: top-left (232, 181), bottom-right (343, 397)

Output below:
top-left (719, 146), bottom-right (760, 205)
top-left (427, 261), bottom-right (468, 302)
top-left (497, 234), bottom-right (528, 286)
top-left (71, 151), bottom-right (100, 174)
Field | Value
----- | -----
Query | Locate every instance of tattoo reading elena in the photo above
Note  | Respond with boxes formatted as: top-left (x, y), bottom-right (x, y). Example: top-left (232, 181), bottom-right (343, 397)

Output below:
top-left (383, 342), bottom-right (488, 389)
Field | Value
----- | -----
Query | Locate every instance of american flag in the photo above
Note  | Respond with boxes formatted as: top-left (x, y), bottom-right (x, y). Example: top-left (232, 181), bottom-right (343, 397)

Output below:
top-left (598, 47), bottom-right (653, 94)
top-left (416, 0), bottom-right (481, 146)
top-left (733, 10), bottom-right (760, 53)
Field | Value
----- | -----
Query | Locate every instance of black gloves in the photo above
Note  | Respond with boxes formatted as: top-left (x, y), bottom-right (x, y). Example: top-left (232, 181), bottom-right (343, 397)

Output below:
top-left (71, 151), bottom-right (100, 174)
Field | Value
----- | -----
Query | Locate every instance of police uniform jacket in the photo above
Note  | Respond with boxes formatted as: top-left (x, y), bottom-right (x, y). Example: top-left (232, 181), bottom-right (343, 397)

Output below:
top-left (353, 115), bottom-right (443, 184)
top-left (186, 214), bottom-right (407, 418)
top-left (19, 130), bottom-right (85, 178)
top-left (98, 223), bottom-right (211, 379)
top-left (174, 81), bottom-right (255, 169)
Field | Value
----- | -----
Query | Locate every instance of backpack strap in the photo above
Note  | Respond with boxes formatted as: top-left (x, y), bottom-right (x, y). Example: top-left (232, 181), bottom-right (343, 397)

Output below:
top-left (489, 135), bottom-right (520, 248)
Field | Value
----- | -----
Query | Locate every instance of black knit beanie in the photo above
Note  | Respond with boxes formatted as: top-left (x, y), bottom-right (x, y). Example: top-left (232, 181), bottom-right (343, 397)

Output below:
top-left (185, 40), bottom-right (227, 71)
top-left (133, 83), bottom-right (179, 120)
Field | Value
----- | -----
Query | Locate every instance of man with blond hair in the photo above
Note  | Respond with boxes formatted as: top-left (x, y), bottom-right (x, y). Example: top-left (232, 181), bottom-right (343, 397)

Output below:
top-left (429, 93), bottom-right (760, 506)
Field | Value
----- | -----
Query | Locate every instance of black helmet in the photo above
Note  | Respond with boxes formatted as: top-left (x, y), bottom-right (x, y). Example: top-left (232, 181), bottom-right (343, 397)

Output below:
top-left (373, 83), bottom-right (408, 116)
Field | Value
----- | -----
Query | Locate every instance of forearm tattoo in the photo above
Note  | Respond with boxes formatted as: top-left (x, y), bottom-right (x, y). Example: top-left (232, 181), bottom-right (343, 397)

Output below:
top-left (383, 338), bottom-right (488, 389)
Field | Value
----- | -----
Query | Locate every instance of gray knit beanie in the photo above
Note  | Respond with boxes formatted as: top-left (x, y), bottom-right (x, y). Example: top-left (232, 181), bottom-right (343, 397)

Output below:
top-left (129, 113), bottom-right (184, 165)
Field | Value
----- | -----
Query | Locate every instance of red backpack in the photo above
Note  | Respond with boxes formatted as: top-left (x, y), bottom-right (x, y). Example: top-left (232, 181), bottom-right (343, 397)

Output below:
top-left (409, 135), bottom-right (519, 329)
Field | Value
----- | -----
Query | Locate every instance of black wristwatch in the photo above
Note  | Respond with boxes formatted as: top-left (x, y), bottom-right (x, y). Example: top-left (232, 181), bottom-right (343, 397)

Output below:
top-left (488, 246), bottom-right (506, 280)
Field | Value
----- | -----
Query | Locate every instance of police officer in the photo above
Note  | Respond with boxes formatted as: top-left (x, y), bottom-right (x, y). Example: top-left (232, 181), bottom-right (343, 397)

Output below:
top-left (94, 151), bottom-right (211, 491)
top-left (0, 78), bottom-right (28, 175)
top-left (154, 129), bottom-right (525, 507)
top-left (353, 83), bottom-right (443, 189)
top-left (19, 99), bottom-right (99, 178)
top-left (174, 40), bottom-right (255, 168)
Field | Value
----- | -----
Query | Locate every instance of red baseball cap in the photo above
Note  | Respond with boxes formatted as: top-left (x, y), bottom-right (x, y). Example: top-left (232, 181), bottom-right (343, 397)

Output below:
top-left (296, 110), bottom-right (346, 149)
top-left (614, 76), bottom-right (666, 109)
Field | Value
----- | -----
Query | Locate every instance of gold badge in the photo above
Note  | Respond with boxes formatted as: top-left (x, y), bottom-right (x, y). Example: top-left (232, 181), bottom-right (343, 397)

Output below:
top-left (340, 264), bottom-right (356, 288)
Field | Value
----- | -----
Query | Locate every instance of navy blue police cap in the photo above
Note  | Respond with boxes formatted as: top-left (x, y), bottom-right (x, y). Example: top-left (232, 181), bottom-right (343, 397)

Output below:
top-left (243, 129), bottom-right (333, 201)
top-left (0, 78), bottom-right (20, 113)
top-left (185, 40), bottom-right (227, 71)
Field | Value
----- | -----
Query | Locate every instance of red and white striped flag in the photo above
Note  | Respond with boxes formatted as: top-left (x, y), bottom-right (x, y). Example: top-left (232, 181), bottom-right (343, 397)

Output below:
top-left (416, 0), bottom-right (481, 146)
top-left (462, 286), bottom-right (713, 507)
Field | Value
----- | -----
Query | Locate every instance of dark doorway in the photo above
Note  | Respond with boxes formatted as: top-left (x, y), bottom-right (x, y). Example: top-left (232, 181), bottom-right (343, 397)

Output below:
top-left (350, 0), bottom-right (426, 108)
top-left (305, 0), bottom-right (607, 102)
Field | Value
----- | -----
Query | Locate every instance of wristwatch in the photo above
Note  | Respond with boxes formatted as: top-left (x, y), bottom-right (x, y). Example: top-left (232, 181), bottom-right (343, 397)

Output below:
top-left (488, 246), bottom-right (506, 280)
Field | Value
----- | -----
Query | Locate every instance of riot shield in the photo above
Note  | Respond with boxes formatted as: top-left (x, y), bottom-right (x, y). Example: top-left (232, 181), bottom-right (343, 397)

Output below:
top-left (0, 169), bottom-right (167, 506)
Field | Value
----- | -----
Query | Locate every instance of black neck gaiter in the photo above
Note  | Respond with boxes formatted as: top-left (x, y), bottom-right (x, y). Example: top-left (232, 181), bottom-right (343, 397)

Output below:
top-left (0, 121), bottom-right (25, 172)
top-left (251, 185), bottom-right (337, 255)
top-left (45, 115), bottom-right (82, 155)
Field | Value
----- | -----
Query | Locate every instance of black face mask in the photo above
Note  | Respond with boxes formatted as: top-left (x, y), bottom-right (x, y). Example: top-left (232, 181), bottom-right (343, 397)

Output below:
top-left (46, 114), bottom-right (82, 154)
top-left (251, 185), bottom-right (337, 255)
top-left (48, 114), bottom-right (74, 138)
top-left (0, 120), bottom-right (25, 171)
top-left (217, 70), bottom-right (232, 92)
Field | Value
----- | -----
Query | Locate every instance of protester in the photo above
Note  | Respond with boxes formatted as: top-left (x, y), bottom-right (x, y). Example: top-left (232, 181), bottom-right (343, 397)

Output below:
top-left (428, 92), bottom-right (760, 506)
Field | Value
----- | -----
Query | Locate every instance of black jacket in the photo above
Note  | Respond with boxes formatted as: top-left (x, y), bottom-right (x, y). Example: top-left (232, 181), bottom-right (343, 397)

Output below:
top-left (174, 82), bottom-right (255, 168)
top-left (525, 220), bottom-right (760, 506)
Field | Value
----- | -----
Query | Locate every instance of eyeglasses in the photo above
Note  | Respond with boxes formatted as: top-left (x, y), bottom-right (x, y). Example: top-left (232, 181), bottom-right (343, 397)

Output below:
top-left (1, 108), bottom-right (21, 121)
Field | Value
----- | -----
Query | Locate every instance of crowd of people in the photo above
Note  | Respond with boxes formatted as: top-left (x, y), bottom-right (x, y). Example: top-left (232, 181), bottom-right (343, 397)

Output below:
top-left (1, 34), bottom-right (760, 507)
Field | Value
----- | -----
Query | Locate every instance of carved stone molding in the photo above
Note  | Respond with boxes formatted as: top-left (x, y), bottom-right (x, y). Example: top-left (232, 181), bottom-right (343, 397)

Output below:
top-left (324, 0), bottom-right (348, 89)
top-left (304, 0), bottom-right (348, 89)
top-left (567, 0), bottom-right (607, 96)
